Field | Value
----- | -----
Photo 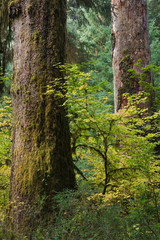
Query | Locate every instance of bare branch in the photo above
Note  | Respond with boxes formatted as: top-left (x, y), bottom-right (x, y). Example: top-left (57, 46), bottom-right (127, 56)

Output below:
top-left (73, 163), bottom-right (88, 181)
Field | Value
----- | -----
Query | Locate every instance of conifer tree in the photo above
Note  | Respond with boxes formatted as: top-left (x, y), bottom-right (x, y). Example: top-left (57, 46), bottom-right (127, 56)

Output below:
top-left (111, 0), bottom-right (154, 113)
top-left (9, 0), bottom-right (76, 235)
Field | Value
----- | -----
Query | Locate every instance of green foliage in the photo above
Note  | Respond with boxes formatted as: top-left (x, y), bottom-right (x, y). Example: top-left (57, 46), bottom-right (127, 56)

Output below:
top-left (63, 63), bottom-right (159, 193)
top-left (0, 61), bottom-right (160, 239)
top-left (0, 0), bottom-right (12, 87)
top-left (31, 63), bottom-right (160, 240)
top-left (128, 60), bottom-right (160, 111)
top-left (148, 0), bottom-right (160, 34)
top-left (0, 96), bottom-right (12, 220)
top-left (67, 1), bottom-right (113, 107)
top-left (1, 63), bottom-right (160, 239)
top-left (31, 186), bottom-right (128, 240)
top-left (31, 183), bottom-right (160, 239)
top-left (148, 0), bottom-right (160, 92)
top-left (126, 184), bottom-right (160, 240)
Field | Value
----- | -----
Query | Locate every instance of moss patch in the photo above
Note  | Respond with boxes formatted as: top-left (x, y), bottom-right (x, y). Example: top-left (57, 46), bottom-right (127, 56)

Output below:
top-left (118, 55), bottom-right (136, 109)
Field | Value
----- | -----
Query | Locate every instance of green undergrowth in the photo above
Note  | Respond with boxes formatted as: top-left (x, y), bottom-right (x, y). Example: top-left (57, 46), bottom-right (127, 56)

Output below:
top-left (0, 96), bottom-right (12, 220)
top-left (29, 182), bottom-right (160, 239)
top-left (1, 182), bottom-right (160, 239)
top-left (0, 63), bottom-right (160, 239)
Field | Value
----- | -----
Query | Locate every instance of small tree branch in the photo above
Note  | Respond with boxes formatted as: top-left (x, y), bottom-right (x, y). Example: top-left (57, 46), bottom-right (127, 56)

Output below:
top-left (73, 163), bottom-right (88, 181)
top-left (75, 144), bottom-right (105, 159)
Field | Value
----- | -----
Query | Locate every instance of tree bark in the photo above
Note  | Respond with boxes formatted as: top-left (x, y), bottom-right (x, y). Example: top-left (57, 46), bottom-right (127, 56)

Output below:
top-left (111, 0), bottom-right (153, 113)
top-left (9, 0), bottom-right (76, 235)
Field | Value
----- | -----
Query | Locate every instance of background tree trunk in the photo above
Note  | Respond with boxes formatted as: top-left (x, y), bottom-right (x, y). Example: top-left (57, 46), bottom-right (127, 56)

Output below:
top-left (9, 0), bottom-right (76, 235)
top-left (111, 0), bottom-right (153, 113)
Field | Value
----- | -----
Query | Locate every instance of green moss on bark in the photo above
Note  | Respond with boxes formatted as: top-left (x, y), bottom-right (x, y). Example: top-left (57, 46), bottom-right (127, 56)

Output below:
top-left (9, 0), bottom-right (76, 236)
top-left (118, 55), bottom-right (136, 109)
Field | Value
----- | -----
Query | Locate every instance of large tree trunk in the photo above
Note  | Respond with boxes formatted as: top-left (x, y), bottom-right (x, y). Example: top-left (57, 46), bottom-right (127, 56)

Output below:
top-left (9, 0), bottom-right (76, 235)
top-left (111, 0), bottom-right (153, 113)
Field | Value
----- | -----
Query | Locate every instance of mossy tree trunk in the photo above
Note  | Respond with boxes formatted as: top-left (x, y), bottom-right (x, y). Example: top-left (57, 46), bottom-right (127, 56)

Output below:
top-left (9, 0), bottom-right (76, 235)
top-left (111, 0), bottom-right (153, 113)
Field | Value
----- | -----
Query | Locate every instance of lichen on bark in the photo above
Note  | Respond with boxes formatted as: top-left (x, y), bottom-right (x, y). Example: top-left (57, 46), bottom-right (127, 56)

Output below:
top-left (8, 0), bottom-right (76, 236)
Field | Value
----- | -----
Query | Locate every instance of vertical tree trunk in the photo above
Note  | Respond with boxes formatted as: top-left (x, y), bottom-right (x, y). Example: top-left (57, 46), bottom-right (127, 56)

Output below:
top-left (9, 0), bottom-right (76, 235)
top-left (111, 0), bottom-right (153, 113)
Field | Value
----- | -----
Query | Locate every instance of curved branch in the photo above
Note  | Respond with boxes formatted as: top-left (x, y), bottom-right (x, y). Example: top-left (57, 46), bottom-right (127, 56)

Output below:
top-left (75, 144), bottom-right (105, 159)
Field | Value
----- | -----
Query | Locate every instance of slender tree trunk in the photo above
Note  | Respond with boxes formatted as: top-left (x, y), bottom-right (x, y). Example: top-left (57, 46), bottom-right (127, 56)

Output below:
top-left (111, 0), bottom-right (153, 113)
top-left (9, 0), bottom-right (76, 235)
